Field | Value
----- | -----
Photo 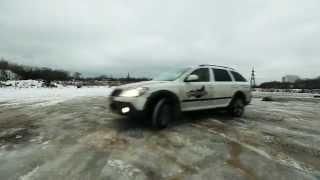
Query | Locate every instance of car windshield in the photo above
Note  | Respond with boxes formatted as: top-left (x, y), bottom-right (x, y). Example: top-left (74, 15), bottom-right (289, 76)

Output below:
top-left (153, 68), bottom-right (190, 81)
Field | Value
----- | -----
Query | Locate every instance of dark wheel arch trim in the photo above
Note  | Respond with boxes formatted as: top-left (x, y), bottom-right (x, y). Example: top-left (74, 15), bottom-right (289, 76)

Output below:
top-left (144, 90), bottom-right (181, 119)
top-left (229, 91), bottom-right (247, 106)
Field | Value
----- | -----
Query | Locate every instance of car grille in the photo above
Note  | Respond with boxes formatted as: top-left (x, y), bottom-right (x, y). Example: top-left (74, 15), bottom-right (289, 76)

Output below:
top-left (110, 89), bottom-right (122, 97)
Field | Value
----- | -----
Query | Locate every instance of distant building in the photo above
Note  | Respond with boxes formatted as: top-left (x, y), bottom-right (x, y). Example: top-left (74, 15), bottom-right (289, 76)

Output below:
top-left (282, 75), bottom-right (300, 83)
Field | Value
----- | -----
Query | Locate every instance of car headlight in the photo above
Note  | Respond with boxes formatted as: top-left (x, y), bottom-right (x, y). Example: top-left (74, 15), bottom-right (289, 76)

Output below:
top-left (119, 87), bottom-right (149, 97)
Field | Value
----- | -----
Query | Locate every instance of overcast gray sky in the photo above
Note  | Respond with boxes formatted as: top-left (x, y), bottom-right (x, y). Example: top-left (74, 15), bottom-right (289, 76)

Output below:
top-left (0, 0), bottom-right (319, 82)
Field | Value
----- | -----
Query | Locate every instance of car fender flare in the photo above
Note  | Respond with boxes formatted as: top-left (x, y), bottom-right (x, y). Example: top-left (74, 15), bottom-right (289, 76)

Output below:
top-left (144, 90), bottom-right (181, 116)
top-left (229, 91), bottom-right (247, 106)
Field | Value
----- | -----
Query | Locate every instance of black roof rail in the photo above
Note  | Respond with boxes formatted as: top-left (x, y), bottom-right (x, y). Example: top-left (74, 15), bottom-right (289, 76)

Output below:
top-left (199, 64), bottom-right (235, 70)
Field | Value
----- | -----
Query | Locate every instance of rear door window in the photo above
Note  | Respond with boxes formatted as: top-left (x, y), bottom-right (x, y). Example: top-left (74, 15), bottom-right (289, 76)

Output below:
top-left (213, 69), bottom-right (232, 82)
top-left (231, 71), bottom-right (247, 82)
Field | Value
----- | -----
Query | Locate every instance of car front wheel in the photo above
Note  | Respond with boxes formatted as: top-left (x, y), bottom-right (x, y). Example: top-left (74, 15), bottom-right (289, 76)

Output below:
top-left (152, 98), bottom-right (174, 129)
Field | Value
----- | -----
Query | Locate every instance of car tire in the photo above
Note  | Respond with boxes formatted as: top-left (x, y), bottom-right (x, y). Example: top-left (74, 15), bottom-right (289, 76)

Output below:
top-left (152, 98), bottom-right (174, 129)
top-left (228, 98), bottom-right (245, 117)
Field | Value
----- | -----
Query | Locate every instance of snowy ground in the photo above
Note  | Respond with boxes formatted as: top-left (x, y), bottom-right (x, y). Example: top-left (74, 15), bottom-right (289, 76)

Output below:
top-left (0, 86), bottom-right (112, 107)
top-left (0, 89), bottom-right (320, 180)
top-left (253, 91), bottom-right (318, 99)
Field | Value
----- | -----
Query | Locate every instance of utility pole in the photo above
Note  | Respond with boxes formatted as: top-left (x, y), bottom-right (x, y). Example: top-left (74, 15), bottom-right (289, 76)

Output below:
top-left (250, 68), bottom-right (256, 88)
top-left (127, 72), bottom-right (130, 81)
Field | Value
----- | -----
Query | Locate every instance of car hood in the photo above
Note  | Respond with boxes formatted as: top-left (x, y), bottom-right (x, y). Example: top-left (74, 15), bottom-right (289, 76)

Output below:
top-left (116, 81), bottom-right (170, 90)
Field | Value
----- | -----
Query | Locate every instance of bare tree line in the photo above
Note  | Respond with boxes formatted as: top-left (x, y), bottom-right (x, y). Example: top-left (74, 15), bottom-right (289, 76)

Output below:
top-left (0, 58), bottom-right (149, 83)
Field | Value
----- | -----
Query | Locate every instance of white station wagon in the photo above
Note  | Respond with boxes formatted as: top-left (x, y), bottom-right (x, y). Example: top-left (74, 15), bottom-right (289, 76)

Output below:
top-left (110, 64), bottom-right (252, 128)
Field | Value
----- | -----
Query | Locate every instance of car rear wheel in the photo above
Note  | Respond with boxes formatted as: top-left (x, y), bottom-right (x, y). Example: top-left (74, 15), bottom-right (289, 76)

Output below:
top-left (229, 98), bottom-right (245, 117)
top-left (152, 98), bottom-right (174, 129)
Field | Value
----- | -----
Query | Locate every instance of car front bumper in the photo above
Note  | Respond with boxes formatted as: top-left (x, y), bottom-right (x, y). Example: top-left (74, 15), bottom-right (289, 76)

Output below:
top-left (109, 95), bottom-right (147, 116)
top-left (109, 100), bottom-right (137, 115)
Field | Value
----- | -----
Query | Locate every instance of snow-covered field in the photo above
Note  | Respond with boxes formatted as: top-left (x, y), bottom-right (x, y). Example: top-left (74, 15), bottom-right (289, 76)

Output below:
top-left (1, 91), bottom-right (320, 179)
top-left (0, 86), bottom-right (112, 107)
top-left (1, 85), bottom-right (320, 179)
top-left (0, 80), bottom-right (62, 88)
top-left (1, 84), bottom-right (319, 108)
top-left (253, 91), bottom-right (317, 99)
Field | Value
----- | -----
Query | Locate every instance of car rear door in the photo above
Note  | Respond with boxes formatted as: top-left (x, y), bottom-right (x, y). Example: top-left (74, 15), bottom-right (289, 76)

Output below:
top-left (181, 68), bottom-right (214, 111)
top-left (211, 68), bottom-right (234, 107)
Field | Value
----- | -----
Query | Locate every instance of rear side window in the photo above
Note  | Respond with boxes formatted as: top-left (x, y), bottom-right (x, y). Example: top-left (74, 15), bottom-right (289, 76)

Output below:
top-left (213, 69), bottom-right (232, 82)
top-left (231, 71), bottom-right (247, 82)
top-left (189, 68), bottom-right (210, 82)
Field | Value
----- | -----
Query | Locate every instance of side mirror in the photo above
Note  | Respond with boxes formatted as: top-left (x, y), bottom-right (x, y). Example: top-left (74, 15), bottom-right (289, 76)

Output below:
top-left (185, 74), bottom-right (199, 82)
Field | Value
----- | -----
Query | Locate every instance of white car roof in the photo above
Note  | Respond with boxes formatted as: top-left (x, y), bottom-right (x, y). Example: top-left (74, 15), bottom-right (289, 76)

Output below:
top-left (192, 64), bottom-right (236, 71)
